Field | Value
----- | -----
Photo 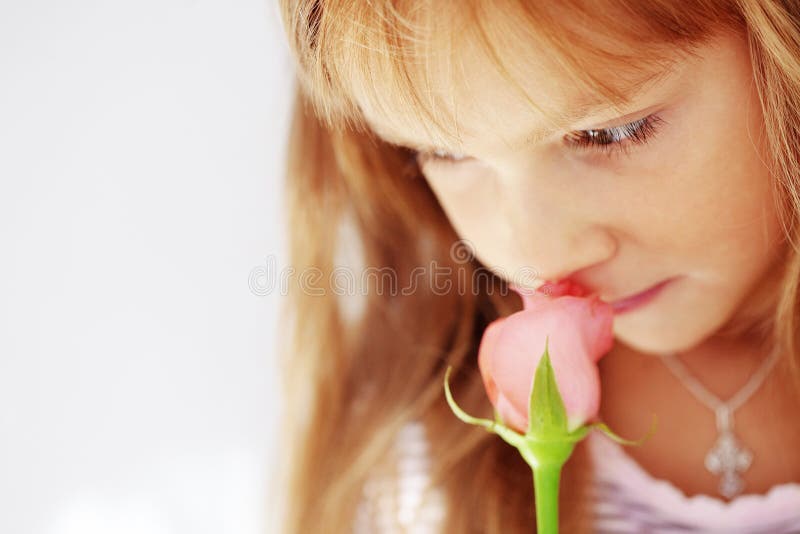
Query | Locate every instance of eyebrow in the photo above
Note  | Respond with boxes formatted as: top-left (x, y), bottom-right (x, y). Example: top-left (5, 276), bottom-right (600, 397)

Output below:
top-left (370, 67), bottom-right (676, 155)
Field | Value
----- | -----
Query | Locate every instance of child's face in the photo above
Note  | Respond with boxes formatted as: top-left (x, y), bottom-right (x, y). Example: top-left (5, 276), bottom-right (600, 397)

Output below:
top-left (363, 30), bottom-right (787, 355)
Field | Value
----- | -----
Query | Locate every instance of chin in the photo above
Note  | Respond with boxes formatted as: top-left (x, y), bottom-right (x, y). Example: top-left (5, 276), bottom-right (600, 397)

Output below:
top-left (611, 307), bottom-right (722, 357)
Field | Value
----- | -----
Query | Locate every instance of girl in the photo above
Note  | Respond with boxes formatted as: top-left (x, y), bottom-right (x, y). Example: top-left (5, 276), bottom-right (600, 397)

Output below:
top-left (274, 1), bottom-right (800, 532)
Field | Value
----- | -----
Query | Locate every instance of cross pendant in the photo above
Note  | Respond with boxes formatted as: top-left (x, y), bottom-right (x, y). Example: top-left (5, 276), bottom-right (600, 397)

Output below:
top-left (703, 406), bottom-right (753, 499)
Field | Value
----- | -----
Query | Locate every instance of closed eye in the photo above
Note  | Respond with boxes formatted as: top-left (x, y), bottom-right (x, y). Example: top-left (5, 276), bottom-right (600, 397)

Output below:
top-left (565, 113), bottom-right (665, 157)
top-left (416, 113), bottom-right (666, 166)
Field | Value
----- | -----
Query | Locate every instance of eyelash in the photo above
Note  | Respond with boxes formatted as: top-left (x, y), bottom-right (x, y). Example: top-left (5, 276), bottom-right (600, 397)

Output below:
top-left (417, 113), bottom-right (666, 165)
top-left (568, 113), bottom-right (665, 157)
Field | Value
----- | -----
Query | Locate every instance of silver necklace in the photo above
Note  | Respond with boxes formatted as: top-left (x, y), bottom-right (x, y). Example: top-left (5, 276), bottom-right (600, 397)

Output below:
top-left (658, 344), bottom-right (781, 499)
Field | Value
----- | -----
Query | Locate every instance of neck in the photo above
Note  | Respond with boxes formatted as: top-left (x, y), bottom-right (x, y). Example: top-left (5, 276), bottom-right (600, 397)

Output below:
top-left (661, 335), bottom-right (777, 400)
top-left (597, 328), bottom-right (798, 440)
top-left (602, 330), bottom-right (799, 406)
top-left (597, 335), bottom-right (800, 498)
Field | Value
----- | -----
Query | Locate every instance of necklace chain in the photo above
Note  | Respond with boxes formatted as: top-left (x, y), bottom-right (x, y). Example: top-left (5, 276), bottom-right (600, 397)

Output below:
top-left (657, 343), bottom-right (782, 499)
top-left (659, 344), bottom-right (781, 413)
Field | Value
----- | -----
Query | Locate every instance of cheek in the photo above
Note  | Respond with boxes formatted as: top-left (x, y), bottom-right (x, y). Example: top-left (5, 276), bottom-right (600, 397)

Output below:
top-left (649, 102), bottom-right (781, 283)
top-left (423, 169), bottom-right (521, 271)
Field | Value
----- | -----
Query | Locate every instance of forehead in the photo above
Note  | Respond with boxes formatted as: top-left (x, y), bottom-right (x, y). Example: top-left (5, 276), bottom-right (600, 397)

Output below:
top-left (355, 10), bottom-right (686, 157)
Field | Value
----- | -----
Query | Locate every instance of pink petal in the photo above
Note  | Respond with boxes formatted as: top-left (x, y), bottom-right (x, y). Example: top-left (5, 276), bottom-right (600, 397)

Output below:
top-left (477, 317), bottom-right (506, 406)
top-left (495, 392), bottom-right (528, 434)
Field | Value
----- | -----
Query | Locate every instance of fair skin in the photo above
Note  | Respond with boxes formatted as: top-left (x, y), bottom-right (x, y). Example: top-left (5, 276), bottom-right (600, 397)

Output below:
top-left (363, 27), bottom-right (800, 498)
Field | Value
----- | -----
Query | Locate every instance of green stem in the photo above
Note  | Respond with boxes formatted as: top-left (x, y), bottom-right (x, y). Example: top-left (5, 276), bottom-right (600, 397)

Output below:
top-left (532, 461), bottom-right (563, 534)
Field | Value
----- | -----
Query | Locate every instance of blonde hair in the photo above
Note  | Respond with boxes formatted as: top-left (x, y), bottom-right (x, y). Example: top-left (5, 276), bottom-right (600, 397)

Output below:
top-left (274, 1), bottom-right (800, 532)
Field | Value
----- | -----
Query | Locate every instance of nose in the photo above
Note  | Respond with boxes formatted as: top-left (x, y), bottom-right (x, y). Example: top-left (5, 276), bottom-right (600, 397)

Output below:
top-left (498, 163), bottom-right (619, 287)
top-left (516, 224), bottom-right (618, 285)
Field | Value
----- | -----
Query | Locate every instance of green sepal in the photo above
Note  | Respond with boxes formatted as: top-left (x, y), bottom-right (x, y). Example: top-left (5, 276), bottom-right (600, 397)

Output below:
top-left (587, 413), bottom-right (659, 446)
top-left (565, 423), bottom-right (592, 443)
top-left (527, 336), bottom-right (569, 440)
top-left (493, 406), bottom-right (505, 426)
top-left (443, 366), bottom-right (525, 449)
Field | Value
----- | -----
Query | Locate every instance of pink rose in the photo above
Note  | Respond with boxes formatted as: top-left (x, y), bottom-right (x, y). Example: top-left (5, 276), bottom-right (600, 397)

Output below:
top-left (478, 279), bottom-right (615, 433)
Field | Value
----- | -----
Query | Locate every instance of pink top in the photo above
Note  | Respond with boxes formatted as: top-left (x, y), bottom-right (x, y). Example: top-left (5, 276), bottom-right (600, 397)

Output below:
top-left (585, 430), bottom-right (800, 533)
top-left (355, 422), bottom-right (800, 532)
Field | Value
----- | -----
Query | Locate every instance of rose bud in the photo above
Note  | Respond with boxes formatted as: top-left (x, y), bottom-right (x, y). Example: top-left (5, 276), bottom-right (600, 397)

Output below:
top-left (477, 280), bottom-right (615, 433)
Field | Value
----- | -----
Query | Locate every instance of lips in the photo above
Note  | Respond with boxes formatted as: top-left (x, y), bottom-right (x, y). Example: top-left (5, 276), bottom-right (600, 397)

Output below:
top-left (607, 277), bottom-right (676, 314)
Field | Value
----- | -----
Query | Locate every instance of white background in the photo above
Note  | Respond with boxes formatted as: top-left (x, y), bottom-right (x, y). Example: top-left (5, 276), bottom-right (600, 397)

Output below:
top-left (0, 1), bottom-right (293, 533)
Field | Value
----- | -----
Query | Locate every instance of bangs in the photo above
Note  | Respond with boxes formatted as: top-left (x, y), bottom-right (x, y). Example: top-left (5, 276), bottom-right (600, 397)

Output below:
top-left (282, 0), bottom-right (741, 149)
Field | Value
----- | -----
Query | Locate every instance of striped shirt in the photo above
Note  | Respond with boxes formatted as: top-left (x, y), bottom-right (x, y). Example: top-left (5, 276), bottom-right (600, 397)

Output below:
top-left (354, 422), bottom-right (800, 533)
top-left (354, 421), bottom-right (447, 533)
